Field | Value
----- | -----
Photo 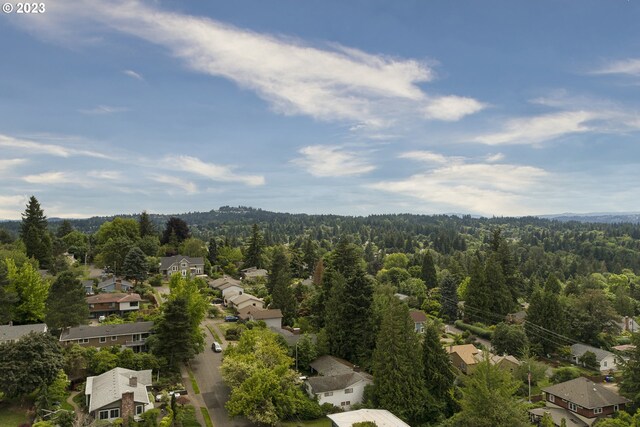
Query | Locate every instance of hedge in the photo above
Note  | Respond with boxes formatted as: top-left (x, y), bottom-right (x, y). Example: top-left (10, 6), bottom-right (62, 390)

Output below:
top-left (454, 320), bottom-right (493, 339)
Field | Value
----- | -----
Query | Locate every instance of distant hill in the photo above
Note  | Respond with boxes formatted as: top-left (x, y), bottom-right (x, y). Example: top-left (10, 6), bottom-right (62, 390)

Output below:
top-left (539, 213), bottom-right (640, 224)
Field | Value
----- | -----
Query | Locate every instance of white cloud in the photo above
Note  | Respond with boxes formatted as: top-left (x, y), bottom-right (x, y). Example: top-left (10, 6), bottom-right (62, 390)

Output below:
top-left (123, 69), bottom-right (144, 80)
top-left (78, 105), bottom-right (129, 115)
top-left (0, 195), bottom-right (28, 220)
top-left (293, 145), bottom-right (375, 177)
top-left (594, 58), bottom-right (640, 76)
top-left (88, 170), bottom-right (122, 180)
top-left (399, 151), bottom-right (459, 164)
top-left (485, 153), bottom-right (505, 163)
top-left (24, 0), bottom-right (483, 125)
top-left (23, 171), bottom-right (75, 184)
top-left (171, 156), bottom-right (265, 186)
top-left (0, 158), bottom-right (27, 171)
top-left (422, 96), bottom-right (486, 121)
top-left (150, 174), bottom-right (197, 194)
top-left (0, 133), bottom-right (111, 159)
top-left (473, 111), bottom-right (595, 145)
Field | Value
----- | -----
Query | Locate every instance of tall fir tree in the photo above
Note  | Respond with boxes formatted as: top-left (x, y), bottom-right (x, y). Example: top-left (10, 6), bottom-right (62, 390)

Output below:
top-left (207, 238), bottom-right (218, 265)
top-left (439, 271), bottom-right (459, 322)
top-left (150, 295), bottom-right (199, 366)
top-left (268, 246), bottom-right (296, 326)
top-left (372, 297), bottom-right (426, 424)
top-left (421, 250), bottom-right (438, 289)
top-left (161, 217), bottom-right (190, 246)
top-left (45, 271), bottom-right (88, 331)
top-left (138, 211), bottom-right (155, 237)
top-left (525, 285), bottom-right (565, 355)
top-left (20, 196), bottom-right (53, 269)
top-left (422, 319), bottom-right (456, 419)
top-left (55, 220), bottom-right (73, 238)
top-left (122, 246), bottom-right (148, 283)
top-left (244, 224), bottom-right (264, 269)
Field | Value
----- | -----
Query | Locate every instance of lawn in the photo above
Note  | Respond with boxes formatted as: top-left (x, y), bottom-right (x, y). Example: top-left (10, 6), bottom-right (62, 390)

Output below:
top-left (279, 418), bottom-right (331, 427)
top-left (0, 400), bottom-right (31, 426)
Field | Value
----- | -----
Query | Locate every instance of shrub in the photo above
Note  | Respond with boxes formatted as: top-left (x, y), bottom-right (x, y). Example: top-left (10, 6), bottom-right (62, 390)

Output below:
top-left (454, 320), bottom-right (492, 339)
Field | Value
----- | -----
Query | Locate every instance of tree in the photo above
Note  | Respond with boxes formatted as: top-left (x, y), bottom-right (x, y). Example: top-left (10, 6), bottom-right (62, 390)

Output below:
top-left (620, 332), bottom-right (640, 404)
top-left (447, 358), bottom-right (530, 427)
top-left (525, 285), bottom-right (566, 355)
top-left (180, 237), bottom-right (208, 258)
top-left (421, 250), bottom-right (438, 288)
top-left (139, 211), bottom-right (155, 237)
top-left (439, 271), bottom-right (459, 321)
top-left (383, 253), bottom-right (409, 269)
top-left (161, 217), bottom-right (190, 246)
top-left (372, 298), bottom-right (426, 424)
top-left (122, 246), bottom-right (149, 283)
top-left (268, 247), bottom-right (296, 326)
top-left (20, 196), bottom-right (53, 269)
top-left (492, 323), bottom-right (528, 358)
top-left (294, 333), bottom-right (317, 372)
top-left (56, 220), bottom-right (74, 238)
top-left (0, 260), bottom-right (19, 324)
top-left (150, 295), bottom-right (199, 366)
top-left (422, 319), bottom-right (456, 419)
top-left (45, 271), bottom-right (88, 331)
top-left (207, 238), bottom-right (218, 265)
top-left (96, 236), bottom-right (134, 276)
top-left (244, 224), bottom-right (264, 269)
top-left (95, 217), bottom-right (140, 245)
top-left (0, 332), bottom-right (64, 397)
top-left (5, 258), bottom-right (50, 323)
top-left (579, 351), bottom-right (598, 370)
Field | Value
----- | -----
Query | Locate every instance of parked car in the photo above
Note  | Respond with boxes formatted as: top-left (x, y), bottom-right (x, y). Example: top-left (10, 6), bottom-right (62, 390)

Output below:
top-left (98, 315), bottom-right (106, 322)
top-left (224, 315), bottom-right (239, 322)
top-left (212, 341), bottom-right (222, 352)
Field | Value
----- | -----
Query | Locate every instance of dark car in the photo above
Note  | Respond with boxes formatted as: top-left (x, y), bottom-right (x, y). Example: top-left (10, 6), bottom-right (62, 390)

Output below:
top-left (224, 315), bottom-right (239, 322)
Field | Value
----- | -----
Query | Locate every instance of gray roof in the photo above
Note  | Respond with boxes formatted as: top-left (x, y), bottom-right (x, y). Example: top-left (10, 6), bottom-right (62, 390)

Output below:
top-left (529, 407), bottom-right (587, 427)
top-left (307, 372), bottom-right (372, 394)
top-left (86, 367), bottom-right (152, 412)
top-left (0, 323), bottom-right (48, 342)
top-left (328, 409), bottom-right (410, 427)
top-left (159, 255), bottom-right (204, 270)
top-left (309, 355), bottom-right (357, 376)
top-left (229, 293), bottom-right (263, 305)
top-left (543, 377), bottom-right (630, 409)
top-left (209, 275), bottom-right (242, 289)
top-left (570, 343), bottom-right (614, 362)
top-left (97, 277), bottom-right (134, 291)
top-left (60, 321), bottom-right (154, 341)
top-left (86, 293), bottom-right (141, 304)
top-left (218, 282), bottom-right (243, 291)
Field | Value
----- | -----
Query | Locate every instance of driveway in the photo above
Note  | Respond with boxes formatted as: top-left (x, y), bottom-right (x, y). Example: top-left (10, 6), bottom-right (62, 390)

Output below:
top-left (189, 318), bottom-right (254, 427)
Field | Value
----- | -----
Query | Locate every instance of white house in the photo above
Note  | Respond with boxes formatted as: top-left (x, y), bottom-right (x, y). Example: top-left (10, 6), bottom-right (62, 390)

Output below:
top-left (85, 368), bottom-right (154, 422)
top-left (228, 293), bottom-right (265, 311)
top-left (219, 282), bottom-right (244, 300)
top-left (305, 355), bottom-right (373, 410)
top-left (570, 343), bottom-right (618, 372)
top-left (238, 308), bottom-right (283, 329)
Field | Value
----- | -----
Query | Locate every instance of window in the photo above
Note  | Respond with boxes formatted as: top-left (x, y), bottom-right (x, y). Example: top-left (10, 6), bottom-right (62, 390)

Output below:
top-left (344, 388), bottom-right (353, 394)
top-left (181, 262), bottom-right (187, 268)
top-left (81, 338), bottom-right (89, 344)
top-left (99, 337), bottom-right (106, 343)
top-left (129, 301), bottom-right (138, 307)
top-left (132, 334), bottom-right (140, 341)
top-left (136, 405), bottom-right (144, 415)
top-left (99, 410), bottom-right (109, 420)
top-left (548, 394), bottom-right (555, 403)
top-left (603, 361), bottom-right (608, 367)
top-left (568, 402), bottom-right (577, 412)
top-left (340, 401), bottom-right (350, 406)
top-left (614, 405), bottom-right (620, 411)
top-left (594, 408), bottom-right (603, 414)
top-left (172, 266), bottom-right (177, 271)
top-left (110, 409), bottom-right (120, 418)
top-left (324, 392), bottom-right (333, 397)
top-left (111, 336), bottom-right (118, 341)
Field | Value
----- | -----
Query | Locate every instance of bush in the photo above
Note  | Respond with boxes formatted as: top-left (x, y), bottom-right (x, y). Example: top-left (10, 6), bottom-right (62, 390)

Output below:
top-left (551, 366), bottom-right (582, 384)
top-left (225, 325), bottom-right (246, 341)
top-left (454, 320), bottom-right (492, 339)
top-left (149, 274), bottom-right (163, 287)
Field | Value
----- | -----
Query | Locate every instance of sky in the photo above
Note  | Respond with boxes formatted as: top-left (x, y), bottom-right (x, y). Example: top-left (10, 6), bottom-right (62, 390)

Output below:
top-left (1, 0), bottom-right (639, 220)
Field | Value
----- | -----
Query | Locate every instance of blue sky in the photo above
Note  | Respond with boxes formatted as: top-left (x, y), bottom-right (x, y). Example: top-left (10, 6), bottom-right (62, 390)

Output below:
top-left (1, 0), bottom-right (639, 219)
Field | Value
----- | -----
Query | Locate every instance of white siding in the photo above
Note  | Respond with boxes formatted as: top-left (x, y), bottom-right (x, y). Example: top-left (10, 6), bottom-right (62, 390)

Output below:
top-left (311, 380), bottom-right (370, 410)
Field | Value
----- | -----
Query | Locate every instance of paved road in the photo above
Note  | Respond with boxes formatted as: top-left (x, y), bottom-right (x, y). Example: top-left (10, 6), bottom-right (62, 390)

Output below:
top-left (189, 318), bottom-right (254, 427)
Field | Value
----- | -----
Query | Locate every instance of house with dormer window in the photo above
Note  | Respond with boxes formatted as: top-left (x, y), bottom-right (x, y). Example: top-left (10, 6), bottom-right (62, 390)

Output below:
top-left (159, 255), bottom-right (204, 278)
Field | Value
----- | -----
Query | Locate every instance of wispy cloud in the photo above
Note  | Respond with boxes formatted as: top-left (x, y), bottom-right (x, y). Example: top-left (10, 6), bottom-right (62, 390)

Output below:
top-left (25, 0), bottom-right (483, 126)
top-left (78, 105), bottom-right (129, 115)
top-left (399, 151), bottom-right (459, 164)
top-left (0, 158), bottom-right (27, 171)
top-left (0, 133), bottom-right (111, 159)
top-left (123, 69), bottom-right (144, 80)
top-left (23, 171), bottom-right (75, 184)
top-left (485, 153), bottom-right (505, 163)
top-left (87, 170), bottom-right (123, 180)
top-left (150, 174), bottom-right (197, 194)
top-left (171, 156), bottom-right (265, 186)
top-left (293, 145), bottom-right (375, 177)
top-left (593, 58), bottom-right (640, 76)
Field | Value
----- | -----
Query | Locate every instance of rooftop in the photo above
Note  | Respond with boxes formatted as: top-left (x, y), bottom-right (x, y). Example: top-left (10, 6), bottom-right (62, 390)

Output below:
top-left (542, 377), bottom-right (630, 409)
top-left (86, 293), bottom-right (142, 304)
top-left (306, 372), bottom-right (372, 394)
top-left (86, 367), bottom-right (153, 413)
top-left (327, 409), bottom-right (410, 427)
top-left (570, 343), bottom-right (614, 362)
top-left (60, 321), bottom-right (154, 341)
top-left (0, 323), bottom-right (48, 342)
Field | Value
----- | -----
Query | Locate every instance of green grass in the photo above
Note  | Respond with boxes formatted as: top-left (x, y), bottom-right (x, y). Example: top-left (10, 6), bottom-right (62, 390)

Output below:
top-left (279, 418), bottom-right (331, 427)
top-left (175, 405), bottom-right (200, 427)
top-left (187, 367), bottom-right (201, 394)
top-left (206, 324), bottom-right (222, 343)
top-left (200, 407), bottom-right (214, 427)
top-left (0, 400), bottom-right (31, 426)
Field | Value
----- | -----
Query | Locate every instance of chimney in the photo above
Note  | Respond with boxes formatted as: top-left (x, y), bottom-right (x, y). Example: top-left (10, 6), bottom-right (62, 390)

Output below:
top-left (115, 278), bottom-right (122, 292)
top-left (121, 391), bottom-right (135, 425)
top-left (129, 376), bottom-right (137, 387)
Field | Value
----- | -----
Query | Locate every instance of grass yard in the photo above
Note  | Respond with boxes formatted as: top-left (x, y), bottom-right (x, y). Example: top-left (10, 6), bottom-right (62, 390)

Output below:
top-left (279, 418), bottom-right (332, 427)
top-left (187, 367), bottom-right (201, 394)
top-left (200, 407), bottom-right (214, 427)
top-left (0, 400), bottom-right (31, 426)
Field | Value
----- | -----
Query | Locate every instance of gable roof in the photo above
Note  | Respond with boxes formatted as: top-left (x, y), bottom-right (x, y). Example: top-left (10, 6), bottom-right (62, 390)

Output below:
top-left (97, 277), bottom-right (134, 291)
top-left (307, 372), bottom-right (372, 394)
top-left (251, 309), bottom-right (283, 320)
top-left (228, 293), bottom-right (263, 305)
top-left (86, 367), bottom-right (152, 412)
top-left (491, 354), bottom-right (521, 366)
top-left (445, 344), bottom-right (482, 365)
top-left (570, 343), bottom-right (614, 362)
top-left (60, 321), bottom-right (154, 341)
top-left (328, 409), bottom-right (410, 427)
top-left (159, 255), bottom-right (204, 270)
top-left (542, 377), bottom-right (630, 409)
top-left (309, 355), bottom-right (356, 376)
top-left (409, 310), bottom-right (428, 323)
top-left (86, 293), bottom-right (141, 304)
top-left (0, 323), bottom-right (48, 342)
top-left (218, 282), bottom-right (243, 291)
top-left (209, 275), bottom-right (242, 289)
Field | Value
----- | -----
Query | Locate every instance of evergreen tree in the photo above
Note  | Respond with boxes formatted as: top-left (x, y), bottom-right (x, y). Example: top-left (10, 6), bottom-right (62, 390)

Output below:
top-left (20, 196), bottom-right (53, 269)
top-left (160, 217), bottom-right (190, 245)
top-left (138, 211), bottom-right (155, 237)
top-left (244, 224), bottom-right (264, 269)
top-left (122, 246), bottom-right (148, 283)
top-left (56, 220), bottom-right (74, 238)
top-left (464, 255), bottom-right (491, 322)
top-left (422, 319), bottom-right (456, 419)
top-left (45, 271), bottom-right (88, 331)
top-left (268, 247), bottom-right (296, 326)
top-left (439, 271), bottom-right (458, 321)
top-left (525, 285), bottom-right (565, 355)
top-left (421, 250), bottom-right (438, 288)
top-left (207, 238), bottom-right (218, 265)
top-left (492, 323), bottom-right (528, 358)
top-left (620, 334), bottom-right (640, 407)
top-left (372, 298), bottom-right (426, 424)
top-left (302, 236), bottom-right (318, 275)
top-left (484, 254), bottom-right (513, 317)
top-left (150, 295), bottom-right (200, 366)
top-left (312, 258), bottom-right (324, 286)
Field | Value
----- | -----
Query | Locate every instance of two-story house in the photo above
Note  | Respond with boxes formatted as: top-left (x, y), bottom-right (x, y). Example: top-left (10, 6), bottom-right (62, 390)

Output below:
top-left (409, 310), bottom-right (428, 333)
top-left (59, 321), bottom-right (153, 352)
top-left (159, 255), bottom-right (204, 278)
top-left (86, 293), bottom-right (142, 319)
top-left (305, 355), bottom-right (373, 410)
top-left (86, 367), bottom-right (154, 422)
top-left (529, 377), bottom-right (630, 426)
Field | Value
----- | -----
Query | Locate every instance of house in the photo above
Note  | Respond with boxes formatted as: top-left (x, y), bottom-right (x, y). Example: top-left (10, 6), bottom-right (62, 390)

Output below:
top-left (159, 255), bottom-right (204, 278)
top-left (529, 377), bottom-right (630, 426)
top-left (59, 321), bottom-right (153, 352)
top-left (97, 277), bottom-right (134, 293)
top-left (227, 293), bottom-right (265, 311)
top-left (394, 293), bottom-right (409, 302)
top-left (409, 310), bottom-right (428, 333)
top-left (237, 307), bottom-right (283, 329)
top-left (209, 275), bottom-right (242, 290)
top-left (305, 355), bottom-right (373, 410)
top-left (241, 266), bottom-right (268, 280)
top-left (82, 280), bottom-right (95, 295)
top-left (570, 343), bottom-right (618, 372)
top-left (506, 310), bottom-right (527, 324)
top-left (0, 323), bottom-right (48, 344)
top-left (615, 316), bottom-right (640, 333)
top-left (445, 344), bottom-right (484, 374)
top-left (490, 354), bottom-right (521, 374)
top-left (86, 293), bottom-right (142, 319)
top-left (85, 367), bottom-right (154, 423)
top-left (327, 409), bottom-right (410, 427)
top-left (219, 282), bottom-right (245, 300)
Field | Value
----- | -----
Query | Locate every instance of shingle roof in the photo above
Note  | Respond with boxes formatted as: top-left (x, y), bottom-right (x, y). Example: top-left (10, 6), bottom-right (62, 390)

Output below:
top-left (529, 407), bottom-right (588, 427)
top-left (218, 282), bottom-right (243, 291)
top-left (159, 255), bottom-right (204, 271)
top-left (229, 293), bottom-right (263, 305)
top-left (0, 323), bottom-right (47, 342)
top-left (542, 377), bottom-right (630, 409)
top-left (328, 409), bottom-right (410, 427)
top-left (409, 310), bottom-right (427, 323)
top-left (309, 355), bottom-right (356, 376)
top-left (60, 321), bottom-right (154, 341)
top-left (86, 293), bottom-right (141, 304)
top-left (307, 372), bottom-right (371, 393)
top-left (97, 277), bottom-right (133, 291)
top-left (209, 275), bottom-right (242, 289)
top-left (570, 343), bottom-right (614, 362)
top-left (445, 344), bottom-right (482, 365)
top-left (251, 309), bottom-right (283, 320)
top-left (86, 367), bottom-right (152, 412)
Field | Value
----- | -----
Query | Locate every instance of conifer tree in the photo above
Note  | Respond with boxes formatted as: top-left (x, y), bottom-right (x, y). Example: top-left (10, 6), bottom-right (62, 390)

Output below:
top-left (56, 220), bottom-right (73, 238)
top-left (122, 246), bottom-right (148, 283)
top-left (421, 250), bottom-right (438, 288)
top-left (45, 271), bottom-right (88, 331)
top-left (20, 196), bottom-right (53, 269)
top-left (422, 319), bottom-right (456, 418)
top-left (268, 246), bottom-right (296, 326)
top-left (207, 238), bottom-right (218, 265)
top-left (439, 271), bottom-right (458, 321)
top-left (244, 224), bottom-right (264, 268)
top-left (526, 284), bottom-right (565, 355)
top-left (138, 211), bottom-right (155, 237)
top-left (150, 295), bottom-right (198, 366)
top-left (373, 297), bottom-right (426, 424)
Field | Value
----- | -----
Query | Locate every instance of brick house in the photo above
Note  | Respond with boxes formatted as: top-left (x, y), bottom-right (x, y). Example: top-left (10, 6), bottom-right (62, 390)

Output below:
top-left (86, 293), bottom-right (142, 319)
top-left (59, 321), bottom-right (153, 352)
